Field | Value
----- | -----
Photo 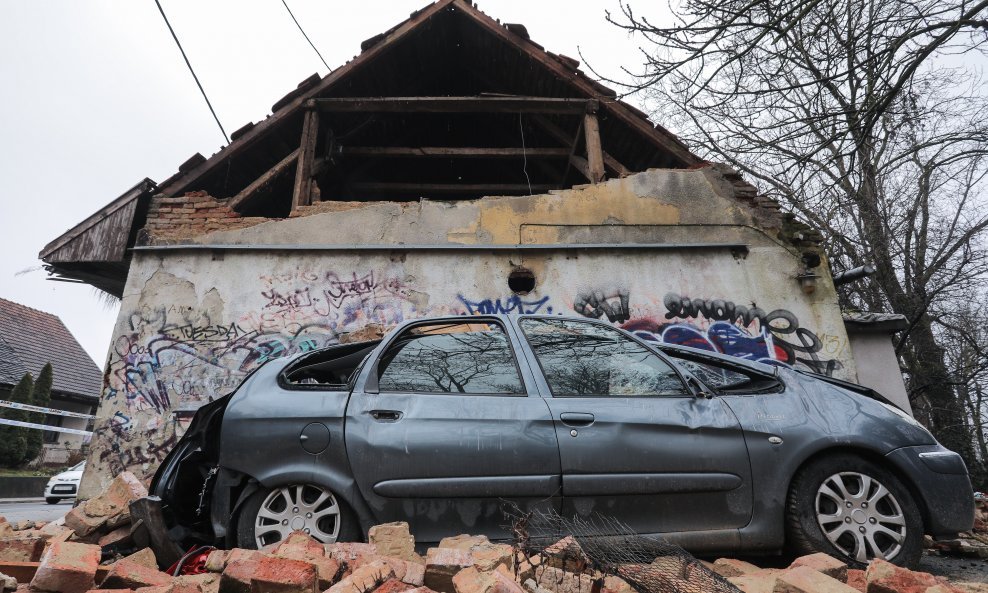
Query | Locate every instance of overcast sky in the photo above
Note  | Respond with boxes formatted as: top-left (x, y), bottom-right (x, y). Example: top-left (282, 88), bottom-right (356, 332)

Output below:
top-left (0, 0), bottom-right (669, 366)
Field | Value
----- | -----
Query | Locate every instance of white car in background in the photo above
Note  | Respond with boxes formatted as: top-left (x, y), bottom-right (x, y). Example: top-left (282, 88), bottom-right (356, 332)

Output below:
top-left (44, 461), bottom-right (85, 504)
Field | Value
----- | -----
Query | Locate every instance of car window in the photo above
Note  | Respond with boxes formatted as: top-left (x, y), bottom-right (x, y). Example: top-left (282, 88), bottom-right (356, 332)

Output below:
top-left (520, 318), bottom-right (689, 397)
top-left (378, 321), bottom-right (524, 395)
top-left (663, 351), bottom-right (783, 395)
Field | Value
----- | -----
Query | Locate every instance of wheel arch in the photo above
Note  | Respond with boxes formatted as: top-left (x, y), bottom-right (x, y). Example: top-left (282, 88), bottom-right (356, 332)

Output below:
top-left (228, 465), bottom-right (377, 544)
top-left (785, 446), bottom-right (931, 536)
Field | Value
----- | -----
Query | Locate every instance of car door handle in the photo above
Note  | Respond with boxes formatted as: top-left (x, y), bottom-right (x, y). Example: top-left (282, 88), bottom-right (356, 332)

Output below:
top-left (369, 410), bottom-right (402, 422)
top-left (559, 412), bottom-right (595, 427)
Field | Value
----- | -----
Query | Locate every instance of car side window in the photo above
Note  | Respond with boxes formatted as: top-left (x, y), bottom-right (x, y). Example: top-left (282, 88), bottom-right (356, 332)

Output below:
top-left (378, 321), bottom-right (524, 395)
top-left (663, 352), bottom-right (783, 395)
top-left (520, 318), bottom-right (689, 397)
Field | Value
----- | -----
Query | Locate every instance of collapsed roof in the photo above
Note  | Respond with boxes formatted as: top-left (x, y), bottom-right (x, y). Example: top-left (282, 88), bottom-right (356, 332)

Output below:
top-left (41, 0), bottom-right (714, 296)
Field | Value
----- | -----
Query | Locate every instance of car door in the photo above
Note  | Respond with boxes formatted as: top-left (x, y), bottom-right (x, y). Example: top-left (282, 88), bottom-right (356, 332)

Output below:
top-left (345, 318), bottom-right (561, 543)
top-left (515, 317), bottom-right (753, 547)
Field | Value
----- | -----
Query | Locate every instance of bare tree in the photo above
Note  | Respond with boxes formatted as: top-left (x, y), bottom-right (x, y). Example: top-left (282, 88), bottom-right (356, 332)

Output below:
top-left (605, 0), bottom-right (988, 466)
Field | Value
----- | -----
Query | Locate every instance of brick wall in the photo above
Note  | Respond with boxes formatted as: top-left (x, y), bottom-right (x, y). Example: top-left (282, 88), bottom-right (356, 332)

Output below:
top-left (144, 191), bottom-right (270, 242)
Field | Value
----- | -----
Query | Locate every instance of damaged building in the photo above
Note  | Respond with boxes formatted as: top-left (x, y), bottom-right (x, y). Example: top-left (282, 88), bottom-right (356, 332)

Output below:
top-left (40, 0), bottom-right (907, 499)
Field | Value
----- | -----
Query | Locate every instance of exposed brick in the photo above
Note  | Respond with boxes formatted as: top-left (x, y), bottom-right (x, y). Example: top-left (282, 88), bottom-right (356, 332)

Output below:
top-left (424, 548), bottom-right (473, 593)
top-left (469, 544), bottom-right (513, 575)
top-left (325, 542), bottom-right (379, 565)
top-left (0, 533), bottom-right (47, 561)
top-left (452, 567), bottom-right (524, 593)
top-left (375, 579), bottom-right (415, 593)
top-left (729, 571), bottom-right (781, 593)
top-left (248, 556), bottom-right (317, 593)
top-left (437, 535), bottom-right (490, 551)
top-left (601, 575), bottom-right (633, 593)
top-left (712, 558), bottom-right (762, 578)
top-left (31, 541), bottom-right (101, 593)
top-left (846, 570), bottom-right (867, 593)
top-left (865, 560), bottom-right (941, 593)
top-left (541, 537), bottom-right (588, 573)
top-left (327, 560), bottom-right (396, 593)
top-left (100, 557), bottom-right (172, 589)
top-left (124, 547), bottom-right (163, 571)
top-left (175, 573), bottom-right (221, 593)
top-left (64, 471), bottom-right (147, 537)
top-left (369, 522), bottom-right (422, 564)
top-left (775, 566), bottom-right (860, 593)
top-left (789, 553), bottom-right (848, 583)
top-left (98, 525), bottom-right (133, 549)
top-left (531, 566), bottom-right (595, 593)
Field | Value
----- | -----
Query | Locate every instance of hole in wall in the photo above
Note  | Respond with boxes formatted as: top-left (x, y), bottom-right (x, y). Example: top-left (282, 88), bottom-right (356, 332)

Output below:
top-left (508, 267), bottom-right (536, 295)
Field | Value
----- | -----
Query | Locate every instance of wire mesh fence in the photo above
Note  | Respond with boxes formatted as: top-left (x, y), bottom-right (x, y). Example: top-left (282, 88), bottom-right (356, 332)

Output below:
top-left (505, 504), bottom-right (742, 593)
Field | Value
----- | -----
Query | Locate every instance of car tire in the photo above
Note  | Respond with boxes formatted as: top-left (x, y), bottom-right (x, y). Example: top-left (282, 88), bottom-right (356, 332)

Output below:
top-left (236, 483), bottom-right (360, 549)
top-left (45, 497), bottom-right (60, 505)
top-left (786, 453), bottom-right (923, 568)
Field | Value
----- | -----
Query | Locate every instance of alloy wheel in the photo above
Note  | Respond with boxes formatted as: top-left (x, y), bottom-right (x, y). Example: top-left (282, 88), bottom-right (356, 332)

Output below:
top-left (253, 484), bottom-right (342, 547)
top-left (815, 471), bottom-right (907, 562)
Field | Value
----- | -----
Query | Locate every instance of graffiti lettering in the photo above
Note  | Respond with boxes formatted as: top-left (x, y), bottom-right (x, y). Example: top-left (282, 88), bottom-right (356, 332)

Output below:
top-left (574, 289), bottom-right (631, 323)
top-left (457, 294), bottom-right (552, 315)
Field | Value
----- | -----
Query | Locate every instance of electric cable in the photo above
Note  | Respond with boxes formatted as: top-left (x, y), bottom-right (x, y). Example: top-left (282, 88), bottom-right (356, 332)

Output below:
top-left (153, 0), bottom-right (230, 144)
top-left (281, 0), bottom-right (331, 71)
top-left (519, 113), bottom-right (532, 195)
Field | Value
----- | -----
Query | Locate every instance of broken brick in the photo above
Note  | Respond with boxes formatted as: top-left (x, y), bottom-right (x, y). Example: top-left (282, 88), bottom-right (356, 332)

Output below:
top-left (424, 548), bottom-right (474, 593)
top-left (326, 543), bottom-right (380, 565)
top-left (438, 535), bottom-right (490, 551)
top-left (328, 560), bottom-right (396, 593)
top-left (100, 557), bottom-right (173, 589)
top-left (601, 575), bottom-right (634, 593)
top-left (729, 571), bottom-right (781, 593)
top-left (542, 537), bottom-right (588, 573)
top-left (865, 559), bottom-right (941, 593)
top-left (98, 525), bottom-right (133, 549)
top-left (712, 558), bottom-right (762, 578)
top-left (468, 544), bottom-right (514, 575)
top-left (375, 579), bottom-right (415, 593)
top-left (31, 541), bottom-right (101, 593)
top-left (370, 522), bottom-right (422, 564)
top-left (453, 567), bottom-right (524, 593)
top-left (0, 532), bottom-right (47, 561)
top-left (248, 556), bottom-right (318, 593)
top-left (64, 472), bottom-right (147, 537)
top-left (775, 566), bottom-right (860, 593)
top-left (788, 553), bottom-right (848, 583)
top-left (531, 565), bottom-right (595, 593)
top-left (847, 570), bottom-right (867, 593)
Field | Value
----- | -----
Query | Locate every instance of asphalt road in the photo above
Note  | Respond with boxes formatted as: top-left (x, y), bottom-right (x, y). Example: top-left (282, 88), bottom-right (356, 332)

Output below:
top-left (0, 499), bottom-right (71, 524)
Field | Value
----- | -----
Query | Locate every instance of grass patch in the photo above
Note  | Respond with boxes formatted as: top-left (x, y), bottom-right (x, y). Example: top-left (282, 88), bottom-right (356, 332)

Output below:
top-left (0, 468), bottom-right (58, 477)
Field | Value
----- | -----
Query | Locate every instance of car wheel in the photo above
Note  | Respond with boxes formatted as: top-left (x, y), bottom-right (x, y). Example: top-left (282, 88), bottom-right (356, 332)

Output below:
top-left (786, 454), bottom-right (923, 568)
top-left (45, 497), bottom-right (60, 505)
top-left (236, 483), bottom-right (360, 549)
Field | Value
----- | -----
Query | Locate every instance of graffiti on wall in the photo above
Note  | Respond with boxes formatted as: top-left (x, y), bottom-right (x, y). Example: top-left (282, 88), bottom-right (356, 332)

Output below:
top-left (614, 292), bottom-right (842, 376)
top-left (92, 272), bottom-right (844, 483)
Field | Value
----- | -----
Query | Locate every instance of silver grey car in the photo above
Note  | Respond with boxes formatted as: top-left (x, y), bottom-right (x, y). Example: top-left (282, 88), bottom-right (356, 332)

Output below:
top-left (151, 314), bottom-right (973, 568)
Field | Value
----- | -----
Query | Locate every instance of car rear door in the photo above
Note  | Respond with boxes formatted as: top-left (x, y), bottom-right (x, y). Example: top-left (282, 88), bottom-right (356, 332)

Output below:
top-left (344, 318), bottom-right (561, 543)
top-left (515, 317), bottom-right (753, 548)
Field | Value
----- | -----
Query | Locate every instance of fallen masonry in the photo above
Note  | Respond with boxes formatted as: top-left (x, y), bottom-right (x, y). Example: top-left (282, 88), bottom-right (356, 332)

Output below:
top-left (0, 486), bottom-right (986, 593)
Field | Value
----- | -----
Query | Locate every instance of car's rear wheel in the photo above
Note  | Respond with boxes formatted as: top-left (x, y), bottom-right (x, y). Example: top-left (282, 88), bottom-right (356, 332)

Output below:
top-left (236, 483), bottom-right (359, 548)
top-left (786, 454), bottom-right (923, 568)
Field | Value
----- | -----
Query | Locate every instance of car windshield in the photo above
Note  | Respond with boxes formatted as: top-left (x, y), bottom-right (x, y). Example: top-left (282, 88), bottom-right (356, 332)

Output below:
top-left (70, 461), bottom-right (85, 471)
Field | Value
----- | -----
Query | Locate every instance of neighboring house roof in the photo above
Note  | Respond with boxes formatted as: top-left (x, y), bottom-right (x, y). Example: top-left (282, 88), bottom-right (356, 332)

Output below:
top-left (843, 312), bottom-right (910, 333)
top-left (0, 297), bottom-right (102, 401)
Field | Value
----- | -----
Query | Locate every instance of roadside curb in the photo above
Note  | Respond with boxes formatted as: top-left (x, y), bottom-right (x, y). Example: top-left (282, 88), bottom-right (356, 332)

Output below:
top-left (0, 498), bottom-right (48, 504)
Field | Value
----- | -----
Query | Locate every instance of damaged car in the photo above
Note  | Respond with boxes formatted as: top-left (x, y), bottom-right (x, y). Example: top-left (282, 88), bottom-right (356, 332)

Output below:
top-left (151, 314), bottom-right (973, 567)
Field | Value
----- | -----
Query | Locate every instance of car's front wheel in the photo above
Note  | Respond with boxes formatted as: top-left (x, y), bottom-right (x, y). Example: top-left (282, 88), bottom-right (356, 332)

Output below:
top-left (45, 497), bottom-right (60, 505)
top-left (786, 454), bottom-right (923, 567)
top-left (236, 483), bottom-right (359, 548)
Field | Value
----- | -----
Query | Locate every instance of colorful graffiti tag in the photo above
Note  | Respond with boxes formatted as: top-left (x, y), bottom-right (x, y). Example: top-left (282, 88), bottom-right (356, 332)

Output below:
top-left (617, 293), bottom-right (842, 376)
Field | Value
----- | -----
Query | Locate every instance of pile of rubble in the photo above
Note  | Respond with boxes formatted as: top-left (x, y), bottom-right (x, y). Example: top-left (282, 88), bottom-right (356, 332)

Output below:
top-left (926, 498), bottom-right (988, 559)
top-left (0, 472), bottom-right (984, 593)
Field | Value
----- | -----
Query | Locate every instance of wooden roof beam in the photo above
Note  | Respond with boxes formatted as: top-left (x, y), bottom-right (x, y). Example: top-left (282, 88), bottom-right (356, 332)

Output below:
top-left (339, 146), bottom-right (571, 158)
top-left (309, 96), bottom-right (597, 115)
top-left (227, 149), bottom-right (299, 212)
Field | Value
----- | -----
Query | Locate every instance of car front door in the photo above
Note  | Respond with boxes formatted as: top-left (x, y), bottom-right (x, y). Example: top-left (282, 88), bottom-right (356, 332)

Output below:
top-left (515, 317), bottom-right (753, 548)
top-left (345, 319), bottom-right (561, 543)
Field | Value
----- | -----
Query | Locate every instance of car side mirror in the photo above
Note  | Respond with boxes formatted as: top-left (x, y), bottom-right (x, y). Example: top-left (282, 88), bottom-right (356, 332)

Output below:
top-left (688, 377), bottom-right (714, 399)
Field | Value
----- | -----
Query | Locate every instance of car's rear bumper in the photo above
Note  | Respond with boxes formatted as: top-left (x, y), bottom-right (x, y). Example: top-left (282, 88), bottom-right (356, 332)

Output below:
top-left (886, 444), bottom-right (974, 538)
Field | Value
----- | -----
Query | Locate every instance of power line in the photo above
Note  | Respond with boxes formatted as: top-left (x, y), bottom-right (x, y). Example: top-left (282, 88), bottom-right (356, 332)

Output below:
top-left (280, 0), bottom-right (331, 72)
top-left (152, 0), bottom-right (230, 144)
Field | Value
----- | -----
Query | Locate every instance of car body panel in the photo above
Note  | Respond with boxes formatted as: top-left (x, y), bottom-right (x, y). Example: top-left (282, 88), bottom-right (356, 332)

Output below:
top-left (44, 461), bottom-right (84, 500)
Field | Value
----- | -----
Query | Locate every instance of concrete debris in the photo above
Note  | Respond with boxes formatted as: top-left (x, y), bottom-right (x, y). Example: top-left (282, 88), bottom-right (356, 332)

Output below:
top-left (0, 508), bottom-right (983, 593)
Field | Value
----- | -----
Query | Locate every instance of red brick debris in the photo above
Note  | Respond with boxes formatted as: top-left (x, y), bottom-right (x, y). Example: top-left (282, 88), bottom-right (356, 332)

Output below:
top-left (1, 487), bottom-right (987, 593)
